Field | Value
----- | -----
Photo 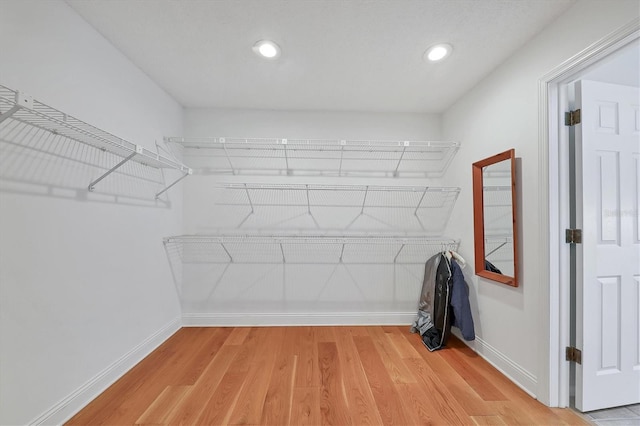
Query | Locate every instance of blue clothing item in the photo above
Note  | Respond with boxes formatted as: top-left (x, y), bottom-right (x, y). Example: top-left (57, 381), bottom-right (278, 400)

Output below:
top-left (450, 259), bottom-right (475, 341)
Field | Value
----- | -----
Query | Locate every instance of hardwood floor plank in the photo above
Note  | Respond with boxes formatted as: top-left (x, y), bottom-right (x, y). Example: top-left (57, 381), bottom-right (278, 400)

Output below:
top-left (550, 408), bottom-right (592, 425)
top-left (195, 328), bottom-right (268, 425)
top-left (314, 325), bottom-right (337, 342)
top-left (445, 338), bottom-right (533, 401)
top-left (195, 371), bottom-right (247, 425)
top-left (403, 356), bottom-right (475, 424)
top-left (225, 326), bottom-right (252, 345)
top-left (395, 382), bottom-right (456, 425)
top-left (96, 328), bottom-right (224, 425)
top-left (135, 385), bottom-right (191, 425)
top-left (488, 401), bottom-right (539, 425)
top-left (293, 327), bottom-right (320, 388)
top-left (173, 327), bottom-right (233, 385)
top-left (333, 328), bottom-right (384, 425)
top-left (260, 328), bottom-right (297, 425)
top-left (353, 335), bottom-right (410, 425)
top-left (345, 326), bottom-right (371, 337)
top-left (402, 333), bottom-right (495, 417)
top-left (318, 341), bottom-right (352, 425)
top-left (367, 327), bottom-right (417, 384)
top-left (65, 328), bottom-right (191, 425)
top-left (437, 346), bottom-right (508, 401)
top-left (385, 330), bottom-right (422, 359)
top-left (69, 328), bottom-right (214, 425)
top-left (164, 344), bottom-right (239, 425)
top-left (445, 338), bottom-right (578, 424)
top-left (67, 327), bottom-right (588, 426)
top-left (289, 387), bottom-right (321, 426)
top-left (471, 415), bottom-right (508, 425)
top-left (226, 327), bottom-right (283, 425)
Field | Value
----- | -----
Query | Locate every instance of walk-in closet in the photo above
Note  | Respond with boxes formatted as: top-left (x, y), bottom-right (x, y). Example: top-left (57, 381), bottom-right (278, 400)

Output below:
top-left (2, 0), bottom-right (638, 424)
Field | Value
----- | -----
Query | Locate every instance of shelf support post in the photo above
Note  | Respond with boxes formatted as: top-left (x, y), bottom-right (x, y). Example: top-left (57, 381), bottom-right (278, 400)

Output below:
top-left (155, 170), bottom-right (191, 200)
top-left (280, 242), bottom-right (286, 263)
top-left (393, 141), bottom-right (409, 177)
top-left (220, 242), bottom-right (234, 263)
top-left (244, 183), bottom-right (255, 214)
top-left (305, 184), bottom-right (311, 215)
top-left (282, 139), bottom-right (291, 175)
top-left (393, 243), bottom-right (406, 264)
top-left (221, 138), bottom-right (237, 175)
top-left (414, 187), bottom-right (428, 216)
top-left (88, 147), bottom-right (141, 192)
top-left (338, 140), bottom-right (346, 176)
top-left (360, 185), bottom-right (369, 214)
top-left (0, 105), bottom-right (21, 124)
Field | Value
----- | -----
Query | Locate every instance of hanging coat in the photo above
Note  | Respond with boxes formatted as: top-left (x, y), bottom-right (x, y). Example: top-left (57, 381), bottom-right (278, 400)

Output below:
top-left (450, 259), bottom-right (475, 341)
top-left (410, 252), bottom-right (453, 351)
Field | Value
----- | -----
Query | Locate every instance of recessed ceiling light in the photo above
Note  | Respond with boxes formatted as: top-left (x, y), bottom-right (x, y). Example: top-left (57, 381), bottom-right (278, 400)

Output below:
top-left (424, 43), bottom-right (452, 62)
top-left (253, 40), bottom-right (281, 59)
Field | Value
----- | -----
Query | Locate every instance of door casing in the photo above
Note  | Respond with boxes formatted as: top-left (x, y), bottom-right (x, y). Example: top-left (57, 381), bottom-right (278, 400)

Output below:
top-left (539, 18), bottom-right (639, 408)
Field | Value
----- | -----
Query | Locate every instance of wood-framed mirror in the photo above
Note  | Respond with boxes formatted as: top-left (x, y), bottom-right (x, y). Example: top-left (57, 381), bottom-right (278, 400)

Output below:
top-left (472, 149), bottom-right (518, 287)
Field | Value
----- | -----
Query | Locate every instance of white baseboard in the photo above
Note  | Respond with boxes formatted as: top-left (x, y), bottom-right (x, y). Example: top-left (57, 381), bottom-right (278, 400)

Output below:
top-left (467, 334), bottom-right (538, 398)
top-left (29, 317), bottom-right (182, 426)
top-left (182, 311), bottom-right (416, 326)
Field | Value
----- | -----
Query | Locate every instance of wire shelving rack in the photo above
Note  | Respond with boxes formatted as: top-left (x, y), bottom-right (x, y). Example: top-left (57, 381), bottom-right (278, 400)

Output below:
top-left (0, 84), bottom-right (191, 197)
top-left (164, 234), bottom-right (460, 265)
top-left (166, 136), bottom-right (459, 177)
top-left (213, 183), bottom-right (460, 232)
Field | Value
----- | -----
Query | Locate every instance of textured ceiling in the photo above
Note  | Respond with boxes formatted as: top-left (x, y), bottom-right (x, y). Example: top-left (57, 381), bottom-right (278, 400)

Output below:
top-left (66, 0), bottom-right (576, 113)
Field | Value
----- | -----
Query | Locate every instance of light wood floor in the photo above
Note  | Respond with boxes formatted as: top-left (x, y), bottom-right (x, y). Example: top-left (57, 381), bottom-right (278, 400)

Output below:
top-left (66, 326), bottom-right (588, 425)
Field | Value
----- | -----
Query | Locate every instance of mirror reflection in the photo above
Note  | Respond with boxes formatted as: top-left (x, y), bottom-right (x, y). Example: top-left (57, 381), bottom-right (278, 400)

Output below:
top-left (472, 149), bottom-right (518, 287)
top-left (482, 160), bottom-right (514, 277)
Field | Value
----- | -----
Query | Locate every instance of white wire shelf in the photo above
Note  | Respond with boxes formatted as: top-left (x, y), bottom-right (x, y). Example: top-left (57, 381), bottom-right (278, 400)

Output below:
top-left (214, 183), bottom-right (460, 232)
top-left (164, 234), bottom-right (460, 265)
top-left (0, 84), bottom-right (191, 196)
top-left (166, 137), bottom-right (459, 177)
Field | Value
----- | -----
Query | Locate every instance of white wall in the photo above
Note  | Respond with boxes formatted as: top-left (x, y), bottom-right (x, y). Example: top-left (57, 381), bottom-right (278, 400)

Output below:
top-left (185, 108), bottom-right (442, 140)
top-left (181, 109), bottom-right (446, 324)
top-left (0, 2), bottom-right (184, 424)
top-left (441, 0), bottom-right (640, 402)
top-left (582, 38), bottom-right (640, 86)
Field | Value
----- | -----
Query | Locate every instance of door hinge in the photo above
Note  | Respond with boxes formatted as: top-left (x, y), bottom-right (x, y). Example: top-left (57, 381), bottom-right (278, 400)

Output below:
top-left (566, 229), bottom-right (582, 244)
top-left (566, 346), bottom-right (582, 364)
top-left (565, 109), bottom-right (581, 126)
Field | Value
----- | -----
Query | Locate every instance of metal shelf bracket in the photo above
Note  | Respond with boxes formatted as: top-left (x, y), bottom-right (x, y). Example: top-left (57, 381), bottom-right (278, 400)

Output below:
top-left (0, 91), bottom-right (33, 124)
top-left (88, 146), bottom-right (142, 192)
top-left (282, 139), bottom-right (292, 175)
top-left (393, 243), bottom-right (406, 264)
top-left (393, 141), bottom-right (409, 177)
top-left (155, 168), bottom-right (192, 200)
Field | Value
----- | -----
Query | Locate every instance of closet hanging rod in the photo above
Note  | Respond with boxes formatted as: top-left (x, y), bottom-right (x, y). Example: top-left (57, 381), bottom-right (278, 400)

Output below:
top-left (484, 236), bottom-right (514, 242)
top-left (218, 183), bottom-right (461, 193)
top-left (483, 185), bottom-right (513, 191)
top-left (164, 234), bottom-right (460, 245)
top-left (0, 84), bottom-right (192, 194)
top-left (166, 136), bottom-right (459, 150)
top-left (163, 234), bottom-right (460, 265)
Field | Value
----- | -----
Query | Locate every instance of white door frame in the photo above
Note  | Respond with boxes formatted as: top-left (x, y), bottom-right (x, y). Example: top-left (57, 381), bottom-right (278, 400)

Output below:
top-left (539, 18), bottom-right (639, 407)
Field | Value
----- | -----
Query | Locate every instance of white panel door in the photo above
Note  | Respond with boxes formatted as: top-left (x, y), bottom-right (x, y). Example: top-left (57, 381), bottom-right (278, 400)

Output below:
top-left (574, 80), bottom-right (640, 412)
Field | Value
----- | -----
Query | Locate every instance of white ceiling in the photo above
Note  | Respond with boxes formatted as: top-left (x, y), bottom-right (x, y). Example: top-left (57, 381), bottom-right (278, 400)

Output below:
top-left (67, 0), bottom-right (576, 113)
